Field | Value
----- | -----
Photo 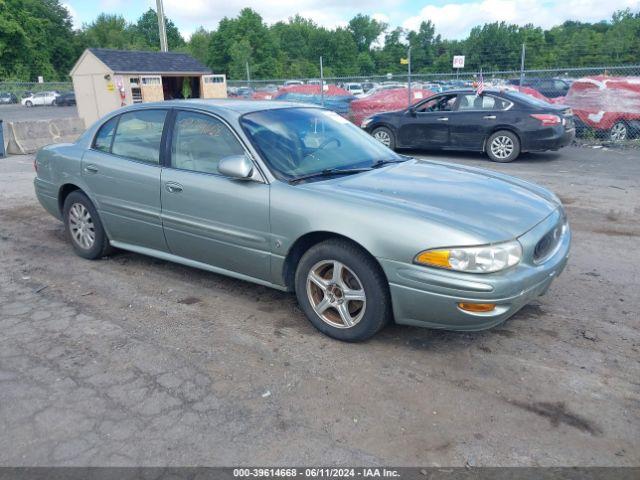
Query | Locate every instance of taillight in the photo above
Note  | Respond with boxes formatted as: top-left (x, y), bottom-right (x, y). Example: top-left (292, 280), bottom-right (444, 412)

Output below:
top-left (530, 114), bottom-right (561, 126)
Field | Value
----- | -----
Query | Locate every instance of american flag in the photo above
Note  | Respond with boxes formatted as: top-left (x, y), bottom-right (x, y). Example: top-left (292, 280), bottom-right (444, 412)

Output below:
top-left (476, 69), bottom-right (484, 96)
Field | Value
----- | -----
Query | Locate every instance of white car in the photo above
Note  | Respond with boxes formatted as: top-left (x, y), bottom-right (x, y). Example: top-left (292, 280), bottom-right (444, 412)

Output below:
top-left (21, 91), bottom-right (59, 107)
top-left (344, 82), bottom-right (364, 96)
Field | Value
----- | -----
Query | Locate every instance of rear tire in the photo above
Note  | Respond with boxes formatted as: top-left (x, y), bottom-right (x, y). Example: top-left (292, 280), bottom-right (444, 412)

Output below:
top-left (295, 239), bottom-right (391, 342)
top-left (371, 126), bottom-right (396, 150)
top-left (609, 121), bottom-right (628, 142)
top-left (63, 191), bottom-right (112, 260)
top-left (487, 130), bottom-right (520, 162)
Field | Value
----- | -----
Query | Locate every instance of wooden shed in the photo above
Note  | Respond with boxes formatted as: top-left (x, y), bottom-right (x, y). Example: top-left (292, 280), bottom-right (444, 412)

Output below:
top-left (70, 48), bottom-right (227, 126)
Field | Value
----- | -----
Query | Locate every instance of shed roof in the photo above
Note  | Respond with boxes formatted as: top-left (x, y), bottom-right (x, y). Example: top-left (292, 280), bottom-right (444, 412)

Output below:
top-left (87, 48), bottom-right (211, 74)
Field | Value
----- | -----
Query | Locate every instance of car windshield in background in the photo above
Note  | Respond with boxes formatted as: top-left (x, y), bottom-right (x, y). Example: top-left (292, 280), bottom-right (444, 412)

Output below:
top-left (241, 108), bottom-right (403, 182)
top-left (504, 91), bottom-right (553, 107)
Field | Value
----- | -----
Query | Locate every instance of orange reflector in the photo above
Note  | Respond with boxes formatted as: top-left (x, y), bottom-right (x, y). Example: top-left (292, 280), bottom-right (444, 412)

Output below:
top-left (416, 249), bottom-right (450, 268)
top-left (458, 302), bottom-right (496, 313)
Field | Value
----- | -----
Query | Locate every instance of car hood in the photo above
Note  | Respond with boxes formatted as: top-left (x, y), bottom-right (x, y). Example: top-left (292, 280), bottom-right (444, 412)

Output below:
top-left (303, 159), bottom-right (560, 242)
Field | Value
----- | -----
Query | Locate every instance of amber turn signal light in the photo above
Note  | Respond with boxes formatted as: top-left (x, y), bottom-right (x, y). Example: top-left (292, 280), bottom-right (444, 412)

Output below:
top-left (458, 302), bottom-right (496, 313)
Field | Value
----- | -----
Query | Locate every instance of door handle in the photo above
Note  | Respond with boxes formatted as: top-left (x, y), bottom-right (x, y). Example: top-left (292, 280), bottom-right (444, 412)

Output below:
top-left (483, 115), bottom-right (497, 120)
top-left (84, 164), bottom-right (98, 174)
top-left (437, 117), bottom-right (449, 122)
top-left (165, 182), bottom-right (183, 193)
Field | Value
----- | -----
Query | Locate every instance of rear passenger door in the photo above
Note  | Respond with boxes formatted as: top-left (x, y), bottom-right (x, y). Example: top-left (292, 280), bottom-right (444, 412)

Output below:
top-left (448, 94), bottom-right (513, 150)
top-left (160, 110), bottom-right (271, 281)
top-left (81, 109), bottom-right (169, 252)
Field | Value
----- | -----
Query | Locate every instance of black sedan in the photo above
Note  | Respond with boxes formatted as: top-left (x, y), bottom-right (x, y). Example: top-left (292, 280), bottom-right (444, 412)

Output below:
top-left (361, 89), bottom-right (575, 162)
top-left (54, 92), bottom-right (76, 106)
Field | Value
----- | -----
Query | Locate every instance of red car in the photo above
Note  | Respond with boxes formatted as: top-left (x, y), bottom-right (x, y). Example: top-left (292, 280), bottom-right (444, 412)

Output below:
top-left (563, 76), bottom-right (640, 141)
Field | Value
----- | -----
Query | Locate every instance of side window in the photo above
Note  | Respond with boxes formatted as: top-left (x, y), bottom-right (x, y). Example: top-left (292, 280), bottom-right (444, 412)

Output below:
top-left (171, 111), bottom-right (245, 174)
top-left (111, 110), bottom-right (167, 164)
top-left (458, 94), bottom-right (510, 111)
top-left (93, 116), bottom-right (118, 152)
top-left (415, 95), bottom-right (457, 113)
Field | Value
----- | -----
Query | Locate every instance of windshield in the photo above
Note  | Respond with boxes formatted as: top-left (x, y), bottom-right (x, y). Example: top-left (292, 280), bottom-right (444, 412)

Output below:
top-left (241, 108), bottom-right (402, 181)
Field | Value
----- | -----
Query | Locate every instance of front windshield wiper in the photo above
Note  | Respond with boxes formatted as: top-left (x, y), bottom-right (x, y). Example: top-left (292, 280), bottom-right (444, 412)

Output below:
top-left (288, 167), bottom-right (372, 184)
top-left (371, 158), bottom-right (407, 169)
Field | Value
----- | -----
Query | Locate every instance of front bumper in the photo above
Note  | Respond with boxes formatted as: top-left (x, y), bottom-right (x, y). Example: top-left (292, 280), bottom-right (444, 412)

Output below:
top-left (380, 209), bottom-right (571, 331)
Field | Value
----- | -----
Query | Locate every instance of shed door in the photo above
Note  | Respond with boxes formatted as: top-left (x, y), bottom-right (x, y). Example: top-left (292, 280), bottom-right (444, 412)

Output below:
top-left (140, 75), bottom-right (164, 102)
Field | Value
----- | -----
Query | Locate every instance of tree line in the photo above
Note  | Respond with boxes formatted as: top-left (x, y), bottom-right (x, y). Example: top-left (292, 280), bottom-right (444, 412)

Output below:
top-left (1, 0), bottom-right (639, 82)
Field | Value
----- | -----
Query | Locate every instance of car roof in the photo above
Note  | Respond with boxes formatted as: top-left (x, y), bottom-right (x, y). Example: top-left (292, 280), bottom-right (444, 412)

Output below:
top-left (120, 99), bottom-right (314, 118)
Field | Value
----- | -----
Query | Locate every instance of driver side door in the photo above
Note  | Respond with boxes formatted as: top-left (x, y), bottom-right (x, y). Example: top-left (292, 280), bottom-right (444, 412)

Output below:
top-left (160, 109), bottom-right (272, 281)
top-left (397, 94), bottom-right (458, 148)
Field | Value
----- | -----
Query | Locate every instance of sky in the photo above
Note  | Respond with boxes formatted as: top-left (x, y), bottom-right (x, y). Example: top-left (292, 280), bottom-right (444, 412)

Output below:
top-left (64, 0), bottom-right (640, 40)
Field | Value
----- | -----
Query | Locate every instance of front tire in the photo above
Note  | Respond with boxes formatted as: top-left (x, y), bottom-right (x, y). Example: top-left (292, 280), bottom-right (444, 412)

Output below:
top-left (63, 191), bottom-right (112, 260)
top-left (25, 100), bottom-right (33, 107)
top-left (295, 239), bottom-right (391, 342)
top-left (371, 126), bottom-right (396, 150)
top-left (487, 130), bottom-right (520, 162)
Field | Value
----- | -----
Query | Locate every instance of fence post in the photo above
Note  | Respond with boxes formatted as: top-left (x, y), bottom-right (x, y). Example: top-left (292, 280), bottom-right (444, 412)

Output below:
top-left (0, 120), bottom-right (5, 158)
top-left (519, 43), bottom-right (526, 87)
top-left (407, 46), bottom-right (412, 109)
top-left (320, 56), bottom-right (324, 107)
top-left (246, 61), bottom-right (251, 88)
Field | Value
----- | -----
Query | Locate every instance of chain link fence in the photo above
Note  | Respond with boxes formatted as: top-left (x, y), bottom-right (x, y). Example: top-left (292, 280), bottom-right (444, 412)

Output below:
top-left (0, 82), bottom-right (73, 102)
top-left (228, 65), bottom-right (640, 143)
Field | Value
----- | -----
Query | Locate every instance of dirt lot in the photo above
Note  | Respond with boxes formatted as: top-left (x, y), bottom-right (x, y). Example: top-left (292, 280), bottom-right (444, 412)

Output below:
top-left (0, 147), bottom-right (638, 466)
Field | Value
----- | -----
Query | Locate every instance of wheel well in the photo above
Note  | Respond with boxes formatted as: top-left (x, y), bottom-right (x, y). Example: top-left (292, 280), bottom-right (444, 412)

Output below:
top-left (483, 127), bottom-right (521, 152)
top-left (57, 184), bottom-right (81, 214)
top-left (282, 232), bottom-right (386, 292)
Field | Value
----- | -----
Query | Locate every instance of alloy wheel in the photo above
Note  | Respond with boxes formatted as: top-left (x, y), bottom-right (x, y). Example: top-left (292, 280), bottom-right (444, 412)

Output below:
top-left (68, 203), bottom-right (96, 250)
top-left (610, 122), bottom-right (627, 142)
top-left (373, 130), bottom-right (391, 147)
top-left (490, 135), bottom-right (514, 159)
top-left (306, 260), bottom-right (366, 329)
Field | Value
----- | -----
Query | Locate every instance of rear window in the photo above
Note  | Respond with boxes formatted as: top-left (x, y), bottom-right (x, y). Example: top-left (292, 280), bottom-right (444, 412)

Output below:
top-left (504, 91), bottom-right (551, 107)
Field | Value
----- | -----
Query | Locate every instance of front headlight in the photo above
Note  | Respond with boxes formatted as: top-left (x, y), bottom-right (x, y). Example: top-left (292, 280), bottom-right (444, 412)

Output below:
top-left (415, 240), bottom-right (522, 273)
top-left (360, 117), bottom-right (373, 128)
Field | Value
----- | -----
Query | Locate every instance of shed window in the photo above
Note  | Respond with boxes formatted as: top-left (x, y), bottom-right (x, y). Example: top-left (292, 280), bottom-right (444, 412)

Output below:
top-left (204, 75), bottom-right (225, 84)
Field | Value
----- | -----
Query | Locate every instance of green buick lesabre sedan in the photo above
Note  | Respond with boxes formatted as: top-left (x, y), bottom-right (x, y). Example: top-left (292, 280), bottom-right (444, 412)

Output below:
top-left (34, 100), bottom-right (571, 341)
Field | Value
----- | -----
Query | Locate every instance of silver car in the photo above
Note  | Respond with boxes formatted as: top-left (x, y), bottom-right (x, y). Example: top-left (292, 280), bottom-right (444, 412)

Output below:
top-left (34, 100), bottom-right (571, 341)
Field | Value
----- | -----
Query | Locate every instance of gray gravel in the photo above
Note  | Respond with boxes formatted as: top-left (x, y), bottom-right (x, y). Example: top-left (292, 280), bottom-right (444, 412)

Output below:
top-left (0, 146), bottom-right (638, 466)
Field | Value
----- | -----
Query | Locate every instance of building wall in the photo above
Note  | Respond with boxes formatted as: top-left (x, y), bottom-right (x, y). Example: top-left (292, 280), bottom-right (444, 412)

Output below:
top-left (71, 52), bottom-right (121, 127)
top-left (201, 74), bottom-right (228, 99)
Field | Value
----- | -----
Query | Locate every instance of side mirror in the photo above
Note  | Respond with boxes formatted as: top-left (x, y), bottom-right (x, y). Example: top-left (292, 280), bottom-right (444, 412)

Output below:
top-left (408, 107), bottom-right (416, 116)
top-left (218, 154), bottom-right (254, 180)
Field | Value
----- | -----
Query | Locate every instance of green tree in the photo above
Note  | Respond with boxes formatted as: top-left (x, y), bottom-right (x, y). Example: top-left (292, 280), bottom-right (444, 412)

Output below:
top-left (78, 14), bottom-right (134, 50)
top-left (0, 0), bottom-right (77, 81)
top-left (131, 8), bottom-right (185, 51)
top-left (348, 14), bottom-right (387, 52)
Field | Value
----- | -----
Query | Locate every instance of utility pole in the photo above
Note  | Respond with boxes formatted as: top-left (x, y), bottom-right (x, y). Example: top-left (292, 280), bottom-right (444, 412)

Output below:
top-left (246, 61), bottom-right (251, 87)
top-left (156, 0), bottom-right (168, 52)
top-left (407, 46), bottom-right (412, 108)
top-left (519, 43), bottom-right (526, 88)
top-left (320, 56), bottom-right (324, 107)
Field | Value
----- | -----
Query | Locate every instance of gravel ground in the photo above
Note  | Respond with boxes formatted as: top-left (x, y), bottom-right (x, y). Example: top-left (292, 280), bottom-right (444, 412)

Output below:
top-left (0, 146), bottom-right (638, 466)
